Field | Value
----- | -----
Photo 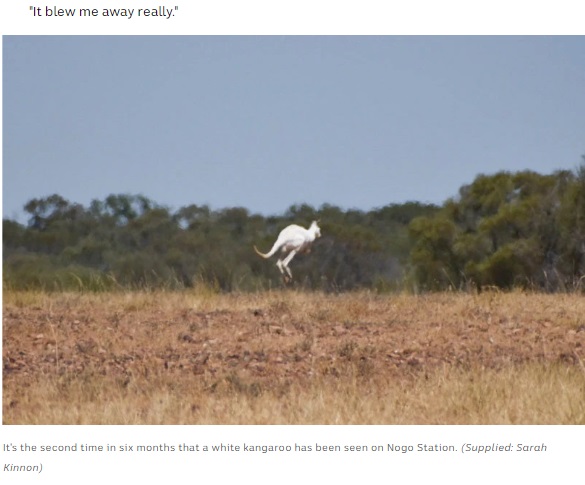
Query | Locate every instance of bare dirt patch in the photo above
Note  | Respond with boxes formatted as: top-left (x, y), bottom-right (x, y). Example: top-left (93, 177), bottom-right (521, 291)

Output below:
top-left (3, 291), bottom-right (585, 424)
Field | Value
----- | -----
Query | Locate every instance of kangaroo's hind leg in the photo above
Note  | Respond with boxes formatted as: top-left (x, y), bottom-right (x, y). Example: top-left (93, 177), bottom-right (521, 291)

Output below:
top-left (276, 259), bottom-right (290, 283)
top-left (276, 259), bottom-right (286, 276)
top-left (281, 249), bottom-right (297, 281)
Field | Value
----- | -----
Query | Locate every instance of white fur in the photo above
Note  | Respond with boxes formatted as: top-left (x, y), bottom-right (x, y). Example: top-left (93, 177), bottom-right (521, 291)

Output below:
top-left (254, 221), bottom-right (321, 281)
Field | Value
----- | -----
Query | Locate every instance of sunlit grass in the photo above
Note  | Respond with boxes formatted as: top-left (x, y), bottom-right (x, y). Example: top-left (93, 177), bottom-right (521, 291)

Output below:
top-left (5, 363), bottom-right (584, 425)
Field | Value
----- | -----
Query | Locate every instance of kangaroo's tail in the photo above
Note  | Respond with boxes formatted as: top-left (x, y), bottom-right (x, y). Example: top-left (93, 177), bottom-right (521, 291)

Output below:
top-left (254, 245), bottom-right (271, 259)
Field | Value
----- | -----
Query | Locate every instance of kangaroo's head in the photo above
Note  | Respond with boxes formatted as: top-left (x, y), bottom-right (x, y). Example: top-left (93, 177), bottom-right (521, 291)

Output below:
top-left (311, 220), bottom-right (321, 238)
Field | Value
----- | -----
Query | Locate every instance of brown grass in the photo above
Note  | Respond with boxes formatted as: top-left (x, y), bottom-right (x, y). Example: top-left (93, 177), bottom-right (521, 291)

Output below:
top-left (3, 289), bottom-right (585, 424)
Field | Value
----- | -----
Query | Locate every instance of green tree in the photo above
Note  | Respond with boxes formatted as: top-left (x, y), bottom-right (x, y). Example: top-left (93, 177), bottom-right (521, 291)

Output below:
top-left (409, 168), bottom-right (583, 291)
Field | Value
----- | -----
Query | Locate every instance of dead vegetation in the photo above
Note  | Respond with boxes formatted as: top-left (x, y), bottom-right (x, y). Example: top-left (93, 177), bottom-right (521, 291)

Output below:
top-left (3, 290), bottom-right (585, 424)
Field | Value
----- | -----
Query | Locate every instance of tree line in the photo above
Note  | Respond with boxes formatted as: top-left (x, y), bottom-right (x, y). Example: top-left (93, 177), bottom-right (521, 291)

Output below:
top-left (410, 164), bottom-right (585, 291)
top-left (3, 164), bottom-right (584, 292)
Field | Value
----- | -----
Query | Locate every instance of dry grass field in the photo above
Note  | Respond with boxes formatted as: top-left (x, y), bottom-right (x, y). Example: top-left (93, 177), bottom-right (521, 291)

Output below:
top-left (3, 289), bottom-right (585, 424)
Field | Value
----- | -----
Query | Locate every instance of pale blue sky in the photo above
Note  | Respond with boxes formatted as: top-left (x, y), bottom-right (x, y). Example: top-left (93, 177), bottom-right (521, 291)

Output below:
top-left (3, 36), bottom-right (585, 222)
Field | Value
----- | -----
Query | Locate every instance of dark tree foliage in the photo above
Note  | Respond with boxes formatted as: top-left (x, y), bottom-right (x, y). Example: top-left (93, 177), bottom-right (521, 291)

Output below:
top-left (3, 193), bottom-right (437, 292)
top-left (5, 162), bottom-right (583, 293)
top-left (408, 164), bottom-right (585, 292)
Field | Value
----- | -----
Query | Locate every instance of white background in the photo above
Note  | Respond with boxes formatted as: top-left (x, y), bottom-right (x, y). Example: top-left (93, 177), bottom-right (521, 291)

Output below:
top-left (1, 425), bottom-right (581, 483)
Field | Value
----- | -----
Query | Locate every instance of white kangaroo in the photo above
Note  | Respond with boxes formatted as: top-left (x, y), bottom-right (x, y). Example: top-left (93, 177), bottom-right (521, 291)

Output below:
top-left (254, 220), bottom-right (321, 281)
